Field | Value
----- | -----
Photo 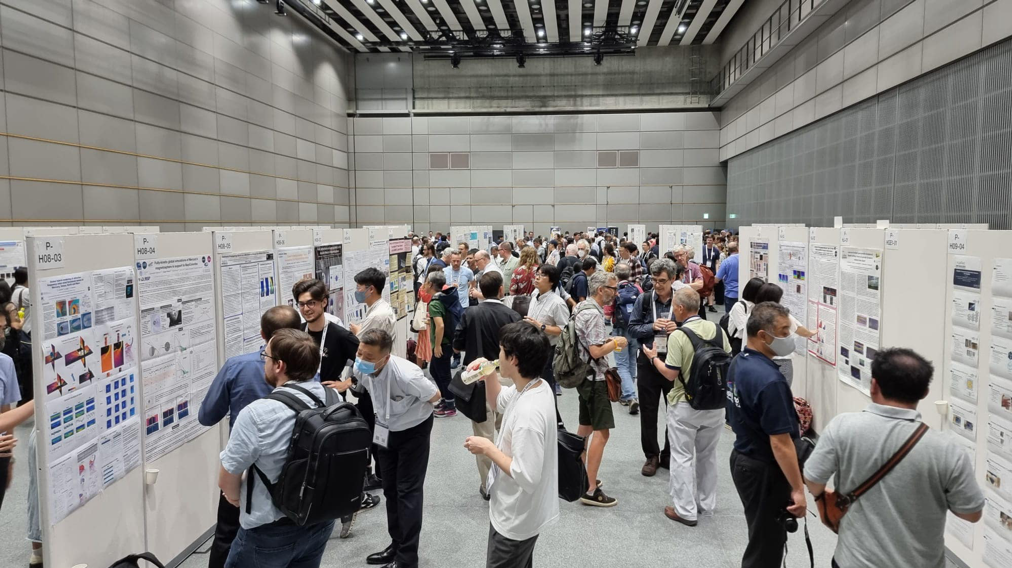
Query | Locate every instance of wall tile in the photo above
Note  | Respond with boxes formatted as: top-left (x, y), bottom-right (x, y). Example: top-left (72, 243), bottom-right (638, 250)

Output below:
top-left (921, 10), bottom-right (983, 73)
top-left (183, 164), bottom-right (221, 193)
top-left (80, 149), bottom-right (138, 186)
top-left (470, 134), bottom-right (512, 152)
top-left (2, 6), bottom-right (75, 66)
top-left (471, 152), bottom-right (514, 169)
top-left (83, 185), bottom-right (139, 220)
top-left (251, 198), bottom-right (277, 222)
top-left (513, 152), bottom-right (554, 169)
top-left (10, 138), bottom-right (81, 181)
top-left (596, 132), bottom-right (639, 150)
top-left (183, 193), bottom-right (221, 221)
top-left (3, 50), bottom-right (77, 106)
top-left (222, 196), bottom-right (253, 222)
top-left (13, 180), bottom-right (82, 220)
top-left (6, 93), bottom-right (79, 143)
top-left (138, 189), bottom-right (184, 221)
top-left (138, 157), bottom-right (182, 190)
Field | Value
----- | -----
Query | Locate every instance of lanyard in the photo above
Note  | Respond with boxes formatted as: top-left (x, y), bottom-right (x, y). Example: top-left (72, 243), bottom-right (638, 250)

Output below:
top-left (652, 290), bottom-right (673, 321)
top-left (367, 368), bottom-right (394, 424)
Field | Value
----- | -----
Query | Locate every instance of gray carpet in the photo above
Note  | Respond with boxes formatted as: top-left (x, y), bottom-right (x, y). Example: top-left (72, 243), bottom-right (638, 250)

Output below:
top-left (1, 391), bottom-right (841, 568)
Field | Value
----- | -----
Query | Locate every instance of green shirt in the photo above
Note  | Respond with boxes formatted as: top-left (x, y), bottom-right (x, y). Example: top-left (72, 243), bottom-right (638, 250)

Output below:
top-left (664, 317), bottom-right (731, 406)
top-left (428, 297), bottom-right (452, 349)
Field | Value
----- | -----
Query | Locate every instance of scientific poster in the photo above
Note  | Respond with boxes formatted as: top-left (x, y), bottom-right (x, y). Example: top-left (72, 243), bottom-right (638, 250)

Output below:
top-left (990, 337), bottom-right (1012, 381)
top-left (953, 255), bottom-right (983, 290)
top-left (951, 328), bottom-right (981, 367)
top-left (952, 289), bottom-right (982, 331)
top-left (749, 239), bottom-right (769, 281)
top-left (276, 246), bottom-right (314, 310)
top-left (984, 526), bottom-right (1012, 568)
top-left (344, 240), bottom-right (389, 326)
top-left (97, 418), bottom-right (140, 489)
top-left (947, 513), bottom-right (975, 549)
top-left (137, 255), bottom-right (219, 461)
top-left (990, 375), bottom-right (1012, 425)
top-left (0, 239), bottom-right (25, 280)
top-left (950, 362), bottom-right (979, 404)
top-left (994, 258), bottom-right (1012, 298)
top-left (949, 398), bottom-right (978, 442)
top-left (314, 243), bottom-right (345, 321)
top-left (778, 242), bottom-right (808, 353)
top-left (388, 238), bottom-right (413, 320)
top-left (986, 451), bottom-right (1012, 503)
top-left (628, 225), bottom-right (646, 248)
top-left (219, 251), bottom-right (276, 359)
top-left (837, 247), bottom-right (882, 394)
top-left (983, 497), bottom-right (1012, 543)
top-left (993, 297), bottom-right (1012, 339)
top-left (47, 441), bottom-right (102, 526)
top-left (990, 415), bottom-right (1012, 461)
top-left (39, 272), bottom-right (96, 341)
top-left (807, 243), bottom-right (840, 365)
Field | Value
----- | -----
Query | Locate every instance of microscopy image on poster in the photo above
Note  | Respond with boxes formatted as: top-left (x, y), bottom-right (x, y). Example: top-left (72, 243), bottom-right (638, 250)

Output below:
top-left (837, 247), bottom-right (882, 394)
top-left (952, 289), bottom-right (982, 331)
top-left (314, 243), bottom-right (344, 320)
top-left (986, 451), bottom-right (1012, 503)
top-left (750, 239), bottom-right (769, 281)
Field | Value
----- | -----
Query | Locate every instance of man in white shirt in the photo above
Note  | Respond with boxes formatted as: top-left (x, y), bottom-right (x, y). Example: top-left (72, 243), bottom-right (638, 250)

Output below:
top-left (470, 250), bottom-right (502, 301)
top-left (465, 322), bottom-right (558, 568)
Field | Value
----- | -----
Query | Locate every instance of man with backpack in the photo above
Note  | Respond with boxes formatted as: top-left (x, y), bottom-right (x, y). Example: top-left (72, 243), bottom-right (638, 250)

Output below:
top-left (425, 271), bottom-right (461, 417)
top-left (611, 262), bottom-right (641, 414)
top-left (568, 257), bottom-right (597, 303)
top-left (218, 329), bottom-right (337, 568)
top-left (355, 329), bottom-right (441, 568)
top-left (641, 288), bottom-right (731, 527)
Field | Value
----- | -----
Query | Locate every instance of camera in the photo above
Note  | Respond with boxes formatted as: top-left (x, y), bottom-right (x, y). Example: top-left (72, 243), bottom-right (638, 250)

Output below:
top-left (775, 508), bottom-right (798, 533)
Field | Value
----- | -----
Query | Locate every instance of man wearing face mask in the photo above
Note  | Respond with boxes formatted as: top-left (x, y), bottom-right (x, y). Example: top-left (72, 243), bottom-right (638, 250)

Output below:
top-left (727, 302), bottom-right (806, 568)
top-left (641, 288), bottom-right (731, 526)
top-left (217, 329), bottom-right (333, 568)
top-left (354, 329), bottom-right (441, 568)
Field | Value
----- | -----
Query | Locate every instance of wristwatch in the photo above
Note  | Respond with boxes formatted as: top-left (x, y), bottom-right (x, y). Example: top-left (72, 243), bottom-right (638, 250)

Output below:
top-left (650, 356), bottom-right (657, 365)
top-left (540, 324), bottom-right (546, 332)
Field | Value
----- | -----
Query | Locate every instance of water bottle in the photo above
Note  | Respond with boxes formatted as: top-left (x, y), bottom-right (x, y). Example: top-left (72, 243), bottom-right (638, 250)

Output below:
top-left (462, 359), bottom-right (499, 384)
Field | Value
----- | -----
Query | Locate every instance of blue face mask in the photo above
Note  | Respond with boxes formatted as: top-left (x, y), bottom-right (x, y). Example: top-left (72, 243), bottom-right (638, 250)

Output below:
top-left (354, 289), bottom-right (368, 303)
top-left (355, 357), bottom-right (376, 375)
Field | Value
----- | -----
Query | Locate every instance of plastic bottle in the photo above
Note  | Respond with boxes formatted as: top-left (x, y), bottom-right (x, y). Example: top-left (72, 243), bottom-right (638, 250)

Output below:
top-left (462, 359), bottom-right (499, 384)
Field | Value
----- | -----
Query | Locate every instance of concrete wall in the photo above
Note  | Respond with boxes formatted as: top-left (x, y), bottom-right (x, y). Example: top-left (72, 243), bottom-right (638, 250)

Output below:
top-left (356, 47), bottom-right (720, 113)
top-left (718, 0), bottom-right (1012, 162)
top-left (0, 0), bottom-right (354, 230)
top-left (350, 111), bottom-right (726, 235)
top-left (717, 0), bottom-right (788, 66)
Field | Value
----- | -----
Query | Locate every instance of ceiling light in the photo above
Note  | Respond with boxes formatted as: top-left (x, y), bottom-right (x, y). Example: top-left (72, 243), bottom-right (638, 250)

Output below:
top-left (312, 0), bottom-right (321, 5)
top-left (366, 0), bottom-right (374, 4)
top-left (677, 24), bottom-right (687, 33)
top-left (256, 0), bottom-right (269, 4)
top-left (400, 32), bottom-right (408, 40)
top-left (584, 28), bottom-right (591, 36)
top-left (356, 33), bottom-right (364, 40)
top-left (493, 43), bottom-right (503, 48)
top-left (275, 0), bottom-right (286, 16)
top-left (537, 28), bottom-right (544, 37)
top-left (516, 54), bottom-right (527, 68)
top-left (631, 26), bottom-right (638, 34)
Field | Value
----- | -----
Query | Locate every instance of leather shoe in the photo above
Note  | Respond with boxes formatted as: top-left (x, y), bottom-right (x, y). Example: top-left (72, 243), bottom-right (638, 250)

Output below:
top-left (641, 456), bottom-right (659, 477)
top-left (367, 544), bottom-right (396, 565)
top-left (380, 563), bottom-right (401, 568)
top-left (664, 506), bottom-right (698, 527)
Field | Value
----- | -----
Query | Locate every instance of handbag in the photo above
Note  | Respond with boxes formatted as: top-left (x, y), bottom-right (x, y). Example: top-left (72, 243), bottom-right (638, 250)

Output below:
top-left (603, 367), bottom-right (622, 403)
top-left (557, 426), bottom-right (589, 502)
top-left (410, 300), bottom-right (428, 333)
top-left (108, 552), bottom-right (165, 568)
top-left (447, 368), bottom-right (488, 423)
top-left (814, 422), bottom-right (928, 534)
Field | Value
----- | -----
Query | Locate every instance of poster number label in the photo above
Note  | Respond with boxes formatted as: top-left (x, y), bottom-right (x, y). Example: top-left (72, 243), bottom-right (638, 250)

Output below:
top-left (134, 234), bottom-right (158, 259)
top-left (313, 229), bottom-right (323, 246)
top-left (840, 229), bottom-right (851, 245)
top-left (216, 233), bottom-right (233, 253)
top-left (274, 230), bottom-right (286, 248)
top-left (948, 229), bottom-right (967, 254)
top-left (778, 227), bottom-right (786, 240)
top-left (884, 229), bottom-right (900, 250)
top-left (35, 238), bottom-right (65, 270)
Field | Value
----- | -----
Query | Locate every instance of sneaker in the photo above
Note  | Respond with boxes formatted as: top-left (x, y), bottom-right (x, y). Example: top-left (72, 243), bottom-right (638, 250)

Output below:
top-left (359, 494), bottom-right (381, 511)
top-left (435, 399), bottom-right (445, 411)
top-left (629, 400), bottom-right (640, 415)
top-left (580, 487), bottom-right (617, 507)
top-left (28, 551), bottom-right (43, 567)
top-left (450, 356), bottom-right (461, 369)
top-left (435, 407), bottom-right (457, 418)
top-left (619, 399), bottom-right (631, 407)
top-left (664, 506), bottom-right (697, 526)
top-left (708, 305), bottom-right (717, 313)
top-left (340, 513), bottom-right (357, 538)
top-left (479, 486), bottom-right (490, 501)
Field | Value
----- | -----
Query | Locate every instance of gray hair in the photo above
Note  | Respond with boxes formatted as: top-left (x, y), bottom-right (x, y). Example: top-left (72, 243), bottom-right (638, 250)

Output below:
top-left (441, 247), bottom-right (453, 259)
top-left (615, 262), bottom-right (632, 281)
top-left (672, 287), bottom-right (700, 313)
top-left (474, 250), bottom-right (490, 262)
top-left (426, 270), bottom-right (446, 289)
top-left (577, 239), bottom-right (590, 250)
top-left (588, 270), bottom-right (618, 296)
top-left (650, 258), bottom-right (677, 279)
top-left (566, 243), bottom-right (578, 255)
top-left (675, 244), bottom-right (695, 258)
top-left (746, 302), bottom-right (790, 338)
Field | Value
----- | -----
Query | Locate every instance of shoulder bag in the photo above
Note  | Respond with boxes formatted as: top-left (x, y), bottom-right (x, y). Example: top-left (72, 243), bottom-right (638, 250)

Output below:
top-left (814, 422), bottom-right (929, 533)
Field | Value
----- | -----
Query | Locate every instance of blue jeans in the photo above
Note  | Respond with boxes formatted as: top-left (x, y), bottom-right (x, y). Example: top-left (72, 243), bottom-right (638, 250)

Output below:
top-left (225, 519), bottom-right (335, 568)
top-left (612, 326), bottom-right (638, 401)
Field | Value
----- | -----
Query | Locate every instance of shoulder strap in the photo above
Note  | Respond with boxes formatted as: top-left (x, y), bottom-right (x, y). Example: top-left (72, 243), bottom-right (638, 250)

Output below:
top-left (675, 326), bottom-right (703, 351)
top-left (265, 390), bottom-right (312, 414)
top-left (280, 382), bottom-right (326, 407)
top-left (849, 423), bottom-right (929, 500)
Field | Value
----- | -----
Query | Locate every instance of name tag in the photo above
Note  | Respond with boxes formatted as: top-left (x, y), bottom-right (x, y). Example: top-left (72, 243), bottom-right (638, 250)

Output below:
top-left (373, 419), bottom-right (390, 448)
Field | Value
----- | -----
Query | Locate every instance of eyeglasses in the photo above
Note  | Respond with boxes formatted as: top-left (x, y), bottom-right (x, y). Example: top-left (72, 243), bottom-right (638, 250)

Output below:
top-left (260, 352), bottom-right (279, 362)
top-left (297, 300), bottom-right (320, 309)
top-left (602, 286), bottom-right (618, 292)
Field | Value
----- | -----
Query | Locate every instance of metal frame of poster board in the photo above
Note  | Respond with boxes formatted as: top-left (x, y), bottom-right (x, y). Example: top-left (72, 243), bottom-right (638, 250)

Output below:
top-left (136, 232), bottom-right (221, 565)
top-left (28, 234), bottom-right (147, 568)
top-left (939, 230), bottom-right (1012, 568)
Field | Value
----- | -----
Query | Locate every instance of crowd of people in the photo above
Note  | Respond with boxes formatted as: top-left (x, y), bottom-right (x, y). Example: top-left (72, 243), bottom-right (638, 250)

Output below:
top-left (0, 229), bottom-right (987, 568)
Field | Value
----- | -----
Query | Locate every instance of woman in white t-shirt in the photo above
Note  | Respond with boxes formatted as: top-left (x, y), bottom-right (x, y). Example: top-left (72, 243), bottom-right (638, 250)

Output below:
top-left (727, 278), bottom-right (766, 352)
top-left (745, 282), bottom-right (816, 387)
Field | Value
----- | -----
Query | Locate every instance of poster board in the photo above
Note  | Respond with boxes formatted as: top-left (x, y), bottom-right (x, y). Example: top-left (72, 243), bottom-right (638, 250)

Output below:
top-left (627, 224), bottom-right (646, 248)
top-left (659, 225), bottom-right (703, 262)
top-left (503, 224), bottom-right (525, 245)
top-left (29, 233), bottom-right (147, 568)
top-left (314, 228), bottom-right (346, 322)
top-left (274, 229), bottom-right (315, 310)
top-left (135, 232), bottom-right (220, 563)
top-left (940, 230), bottom-right (1012, 567)
top-left (342, 228), bottom-right (374, 327)
top-left (0, 227), bottom-right (26, 281)
top-left (212, 230), bottom-right (277, 360)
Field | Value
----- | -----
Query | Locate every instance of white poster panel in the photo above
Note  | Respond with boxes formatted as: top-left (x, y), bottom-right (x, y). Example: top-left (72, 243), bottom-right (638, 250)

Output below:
top-left (219, 251), bottom-right (276, 359)
top-left (749, 239), bottom-right (769, 281)
top-left (778, 241), bottom-right (808, 353)
top-left (807, 243), bottom-right (840, 365)
top-left (276, 247), bottom-right (315, 310)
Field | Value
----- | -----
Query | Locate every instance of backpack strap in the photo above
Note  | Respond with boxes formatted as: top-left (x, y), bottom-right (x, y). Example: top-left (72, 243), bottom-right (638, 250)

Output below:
top-left (280, 382), bottom-right (326, 408)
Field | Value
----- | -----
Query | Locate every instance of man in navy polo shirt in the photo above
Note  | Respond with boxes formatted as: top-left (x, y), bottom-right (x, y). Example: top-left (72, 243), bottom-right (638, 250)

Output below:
top-left (726, 302), bottom-right (806, 568)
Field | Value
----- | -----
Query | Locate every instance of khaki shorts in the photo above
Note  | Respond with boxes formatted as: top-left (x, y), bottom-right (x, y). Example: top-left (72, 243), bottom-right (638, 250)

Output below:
top-left (577, 378), bottom-right (615, 431)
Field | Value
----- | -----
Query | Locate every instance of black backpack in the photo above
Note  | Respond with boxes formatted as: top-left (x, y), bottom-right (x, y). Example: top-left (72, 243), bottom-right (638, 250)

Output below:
top-left (108, 552), bottom-right (164, 568)
top-left (718, 300), bottom-right (746, 355)
top-left (674, 326), bottom-right (732, 410)
top-left (559, 261), bottom-right (576, 292)
top-left (248, 383), bottom-right (373, 526)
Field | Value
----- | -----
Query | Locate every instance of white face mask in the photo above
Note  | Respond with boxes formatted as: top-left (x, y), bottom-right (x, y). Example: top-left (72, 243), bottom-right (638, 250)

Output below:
top-left (763, 330), bottom-right (796, 357)
top-left (577, 250), bottom-right (587, 258)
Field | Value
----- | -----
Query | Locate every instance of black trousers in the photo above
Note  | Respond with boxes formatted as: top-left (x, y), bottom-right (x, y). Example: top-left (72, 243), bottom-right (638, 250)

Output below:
top-left (730, 450), bottom-right (792, 568)
top-left (357, 389), bottom-right (381, 479)
top-left (376, 415), bottom-right (433, 568)
top-left (209, 492), bottom-right (241, 568)
top-left (637, 359), bottom-right (671, 462)
top-left (0, 456), bottom-right (9, 512)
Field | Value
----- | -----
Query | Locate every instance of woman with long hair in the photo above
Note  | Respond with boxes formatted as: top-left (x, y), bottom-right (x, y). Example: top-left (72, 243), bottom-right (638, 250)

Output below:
top-left (509, 245), bottom-right (540, 296)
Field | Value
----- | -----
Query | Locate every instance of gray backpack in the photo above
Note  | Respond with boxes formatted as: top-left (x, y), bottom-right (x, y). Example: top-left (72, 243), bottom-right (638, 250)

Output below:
top-left (552, 303), bottom-right (599, 388)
